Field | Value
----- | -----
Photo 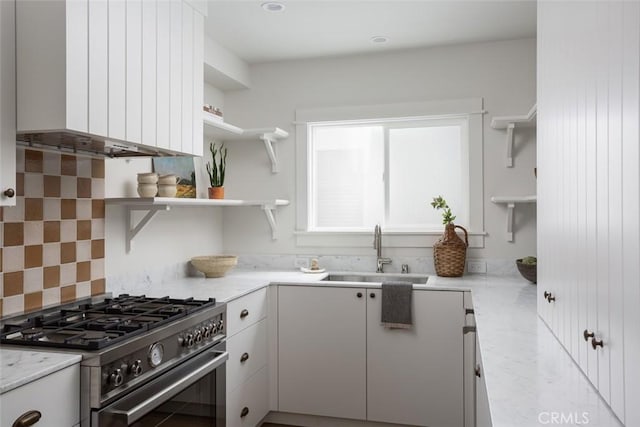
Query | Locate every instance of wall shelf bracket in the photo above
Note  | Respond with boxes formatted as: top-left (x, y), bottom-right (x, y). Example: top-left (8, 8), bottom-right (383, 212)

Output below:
top-left (262, 203), bottom-right (279, 240)
top-left (126, 205), bottom-right (171, 253)
top-left (260, 134), bottom-right (279, 173)
top-left (506, 123), bottom-right (515, 168)
top-left (490, 196), bottom-right (537, 242)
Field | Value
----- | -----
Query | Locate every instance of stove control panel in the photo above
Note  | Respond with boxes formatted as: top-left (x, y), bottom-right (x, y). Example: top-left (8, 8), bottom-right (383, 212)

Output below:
top-left (101, 311), bottom-right (224, 395)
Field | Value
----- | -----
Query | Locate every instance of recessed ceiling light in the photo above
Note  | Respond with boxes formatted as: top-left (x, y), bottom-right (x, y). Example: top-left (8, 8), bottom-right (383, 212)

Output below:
top-left (371, 36), bottom-right (389, 44)
top-left (262, 2), bottom-right (285, 12)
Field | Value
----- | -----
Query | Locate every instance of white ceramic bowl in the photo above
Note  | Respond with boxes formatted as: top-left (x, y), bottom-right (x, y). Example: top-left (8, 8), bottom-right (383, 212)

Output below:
top-left (137, 184), bottom-right (158, 198)
top-left (158, 174), bottom-right (180, 185)
top-left (191, 255), bottom-right (238, 278)
top-left (137, 172), bottom-right (158, 184)
top-left (157, 184), bottom-right (177, 197)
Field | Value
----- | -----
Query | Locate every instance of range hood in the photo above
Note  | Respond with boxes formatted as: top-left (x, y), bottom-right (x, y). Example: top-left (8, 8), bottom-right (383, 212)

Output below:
top-left (16, 131), bottom-right (183, 159)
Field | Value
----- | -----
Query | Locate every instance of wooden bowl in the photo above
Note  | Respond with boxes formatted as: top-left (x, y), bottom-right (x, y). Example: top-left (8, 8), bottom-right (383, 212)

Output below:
top-left (191, 255), bottom-right (238, 278)
top-left (516, 259), bottom-right (537, 284)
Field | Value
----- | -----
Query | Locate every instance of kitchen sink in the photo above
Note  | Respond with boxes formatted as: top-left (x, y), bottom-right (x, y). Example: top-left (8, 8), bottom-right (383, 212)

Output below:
top-left (321, 273), bottom-right (429, 284)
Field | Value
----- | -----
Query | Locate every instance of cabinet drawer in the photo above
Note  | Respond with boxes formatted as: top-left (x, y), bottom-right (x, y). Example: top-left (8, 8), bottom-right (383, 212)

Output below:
top-left (227, 319), bottom-right (268, 394)
top-left (227, 366), bottom-right (269, 427)
top-left (227, 288), bottom-right (267, 337)
top-left (0, 363), bottom-right (80, 427)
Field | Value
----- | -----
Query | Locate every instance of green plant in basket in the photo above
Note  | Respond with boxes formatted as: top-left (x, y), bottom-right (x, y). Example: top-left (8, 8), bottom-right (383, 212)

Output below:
top-left (206, 142), bottom-right (227, 187)
top-left (430, 196), bottom-right (456, 225)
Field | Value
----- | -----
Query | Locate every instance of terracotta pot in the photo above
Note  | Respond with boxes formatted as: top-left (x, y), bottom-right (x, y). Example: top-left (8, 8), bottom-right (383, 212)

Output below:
top-left (208, 186), bottom-right (224, 199)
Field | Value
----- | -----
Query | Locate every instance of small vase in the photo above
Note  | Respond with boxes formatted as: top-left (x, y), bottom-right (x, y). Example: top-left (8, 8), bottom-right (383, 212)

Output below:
top-left (208, 186), bottom-right (224, 199)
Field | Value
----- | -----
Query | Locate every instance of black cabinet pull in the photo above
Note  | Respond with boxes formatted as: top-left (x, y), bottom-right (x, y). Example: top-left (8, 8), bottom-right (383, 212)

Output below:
top-left (543, 291), bottom-right (555, 303)
top-left (357, 292), bottom-right (363, 298)
top-left (3, 188), bottom-right (15, 198)
top-left (240, 352), bottom-right (249, 363)
top-left (240, 309), bottom-right (249, 319)
top-left (370, 293), bottom-right (375, 298)
top-left (240, 406), bottom-right (249, 418)
top-left (592, 338), bottom-right (604, 349)
top-left (12, 410), bottom-right (41, 427)
top-left (475, 365), bottom-right (481, 378)
top-left (583, 330), bottom-right (594, 342)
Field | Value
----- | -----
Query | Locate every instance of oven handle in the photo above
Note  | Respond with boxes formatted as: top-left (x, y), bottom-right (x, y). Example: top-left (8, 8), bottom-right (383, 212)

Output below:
top-left (100, 349), bottom-right (228, 425)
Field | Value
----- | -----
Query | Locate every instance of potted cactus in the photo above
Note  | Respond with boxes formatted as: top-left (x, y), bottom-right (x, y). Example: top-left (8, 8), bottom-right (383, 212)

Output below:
top-left (431, 196), bottom-right (468, 277)
top-left (206, 142), bottom-right (227, 199)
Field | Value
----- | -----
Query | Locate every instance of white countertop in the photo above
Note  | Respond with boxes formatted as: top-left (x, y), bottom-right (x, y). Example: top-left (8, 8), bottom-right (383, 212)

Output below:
top-left (0, 270), bottom-right (623, 426)
top-left (0, 349), bottom-right (81, 394)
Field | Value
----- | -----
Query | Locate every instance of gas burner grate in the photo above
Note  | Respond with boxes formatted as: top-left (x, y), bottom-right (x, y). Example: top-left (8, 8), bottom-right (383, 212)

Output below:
top-left (0, 295), bottom-right (217, 350)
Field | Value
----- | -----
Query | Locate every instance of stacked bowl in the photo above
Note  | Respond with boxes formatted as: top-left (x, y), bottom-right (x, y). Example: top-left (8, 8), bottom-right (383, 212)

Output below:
top-left (137, 173), bottom-right (158, 197)
top-left (158, 174), bottom-right (179, 197)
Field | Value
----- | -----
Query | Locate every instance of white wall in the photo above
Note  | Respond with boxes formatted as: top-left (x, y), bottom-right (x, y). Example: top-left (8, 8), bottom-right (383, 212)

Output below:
top-left (537, 2), bottom-right (639, 425)
top-left (220, 38), bottom-right (537, 264)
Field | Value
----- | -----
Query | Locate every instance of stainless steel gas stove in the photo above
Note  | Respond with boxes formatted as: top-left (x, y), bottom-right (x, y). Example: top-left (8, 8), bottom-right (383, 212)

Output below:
top-left (0, 294), bottom-right (228, 427)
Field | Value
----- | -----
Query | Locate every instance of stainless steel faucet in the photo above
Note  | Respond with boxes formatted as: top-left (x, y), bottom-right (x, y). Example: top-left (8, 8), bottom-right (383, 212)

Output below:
top-left (373, 224), bottom-right (392, 273)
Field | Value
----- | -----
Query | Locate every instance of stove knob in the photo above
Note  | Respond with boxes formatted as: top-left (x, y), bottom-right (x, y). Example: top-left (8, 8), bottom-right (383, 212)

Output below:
top-left (217, 319), bottom-right (224, 333)
top-left (203, 324), bottom-right (212, 338)
top-left (211, 322), bottom-right (218, 334)
top-left (129, 360), bottom-right (143, 376)
top-left (185, 333), bottom-right (194, 347)
top-left (110, 369), bottom-right (124, 387)
top-left (195, 329), bottom-right (203, 343)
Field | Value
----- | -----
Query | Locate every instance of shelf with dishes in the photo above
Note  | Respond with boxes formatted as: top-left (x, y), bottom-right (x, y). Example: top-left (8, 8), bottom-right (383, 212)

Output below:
top-left (203, 112), bottom-right (289, 173)
top-left (105, 197), bottom-right (290, 252)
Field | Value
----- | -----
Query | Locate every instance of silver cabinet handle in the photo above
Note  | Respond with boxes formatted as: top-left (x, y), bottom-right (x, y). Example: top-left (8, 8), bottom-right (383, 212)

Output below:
top-left (99, 350), bottom-right (228, 425)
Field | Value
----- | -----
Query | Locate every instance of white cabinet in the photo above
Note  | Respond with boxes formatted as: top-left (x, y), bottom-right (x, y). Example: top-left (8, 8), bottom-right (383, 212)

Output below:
top-left (367, 289), bottom-right (464, 427)
top-left (15, 0), bottom-right (204, 156)
top-left (226, 288), bottom-right (270, 427)
top-left (0, 0), bottom-right (16, 207)
top-left (278, 286), bottom-right (367, 420)
top-left (538, 1), bottom-right (635, 423)
top-left (0, 363), bottom-right (80, 427)
top-left (278, 285), bottom-right (466, 426)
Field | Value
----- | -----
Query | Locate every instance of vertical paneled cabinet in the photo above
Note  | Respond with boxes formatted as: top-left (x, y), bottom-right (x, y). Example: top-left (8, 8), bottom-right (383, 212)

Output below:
top-left (15, 0), bottom-right (204, 156)
top-left (278, 286), bottom-right (465, 427)
top-left (226, 288), bottom-right (269, 427)
top-left (538, 1), bottom-right (639, 424)
top-left (0, 0), bottom-right (16, 206)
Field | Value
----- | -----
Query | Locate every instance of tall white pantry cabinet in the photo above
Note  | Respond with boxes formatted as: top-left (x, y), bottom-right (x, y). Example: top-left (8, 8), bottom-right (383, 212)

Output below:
top-left (537, 2), bottom-right (640, 426)
top-left (0, 0), bottom-right (16, 206)
top-left (15, 0), bottom-right (204, 156)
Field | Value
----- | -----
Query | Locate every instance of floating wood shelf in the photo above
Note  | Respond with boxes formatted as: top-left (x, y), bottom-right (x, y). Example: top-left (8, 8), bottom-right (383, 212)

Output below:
top-left (491, 195), bottom-right (536, 241)
top-left (106, 197), bottom-right (290, 252)
top-left (203, 112), bottom-right (289, 173)
top-left (490, 104), bottom-right (537, 168)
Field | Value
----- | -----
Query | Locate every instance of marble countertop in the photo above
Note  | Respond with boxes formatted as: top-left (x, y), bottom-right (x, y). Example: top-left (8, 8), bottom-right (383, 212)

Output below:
top-left (0, 349), bottom-right (81, 394)
top-left (0, 269), bottom-right (623, 426)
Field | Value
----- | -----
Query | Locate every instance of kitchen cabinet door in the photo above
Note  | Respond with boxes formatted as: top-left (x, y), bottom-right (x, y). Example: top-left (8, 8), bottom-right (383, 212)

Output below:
top-left (0, 0), bottom-right (16, 207)
top-left (278, 286), bottom-right (366, 420)
top-left (88, 0), bottom-right (108, 137)
top-left (0, 363), bottom-right (80, 427)
top-left (366, 289), bottom-right (465, 427)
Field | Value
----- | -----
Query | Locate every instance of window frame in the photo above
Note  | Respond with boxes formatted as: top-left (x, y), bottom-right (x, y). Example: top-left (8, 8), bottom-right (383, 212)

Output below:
top-left (295, 99), bottom-right (486, 248)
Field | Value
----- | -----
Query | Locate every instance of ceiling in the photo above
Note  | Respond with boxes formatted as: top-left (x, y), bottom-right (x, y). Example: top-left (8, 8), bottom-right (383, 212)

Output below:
top-left (205, 0), bottom-right (537, 64)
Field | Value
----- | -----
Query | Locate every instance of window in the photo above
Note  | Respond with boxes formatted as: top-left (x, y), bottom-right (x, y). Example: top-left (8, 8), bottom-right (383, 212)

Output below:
top-left (295, 99), bottom-right (484, 248)
top-left (308, 117), bottom-right (469, 232)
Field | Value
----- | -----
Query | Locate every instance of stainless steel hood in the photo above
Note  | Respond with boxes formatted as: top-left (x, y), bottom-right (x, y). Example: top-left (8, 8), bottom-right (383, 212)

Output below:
top-left (16, 131), bottom-right (185, 159)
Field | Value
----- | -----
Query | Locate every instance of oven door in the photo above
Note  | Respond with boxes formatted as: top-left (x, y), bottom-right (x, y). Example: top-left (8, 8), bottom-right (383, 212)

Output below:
top-left (94, 345), bottom-right (227, 427)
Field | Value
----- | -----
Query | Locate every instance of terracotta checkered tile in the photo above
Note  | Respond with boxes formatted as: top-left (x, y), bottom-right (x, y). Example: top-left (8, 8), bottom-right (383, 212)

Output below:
top-left (2, 149), bottom-right (106, 316)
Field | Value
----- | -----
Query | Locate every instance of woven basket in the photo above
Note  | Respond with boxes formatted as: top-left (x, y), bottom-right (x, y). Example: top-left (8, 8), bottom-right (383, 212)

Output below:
top-left (433, 223), bottom-right (468, 277)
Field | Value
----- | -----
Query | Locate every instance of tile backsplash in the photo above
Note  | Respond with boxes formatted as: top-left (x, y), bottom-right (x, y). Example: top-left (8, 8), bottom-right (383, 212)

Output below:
top-left (0, 148), bottom-right (106, 316)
